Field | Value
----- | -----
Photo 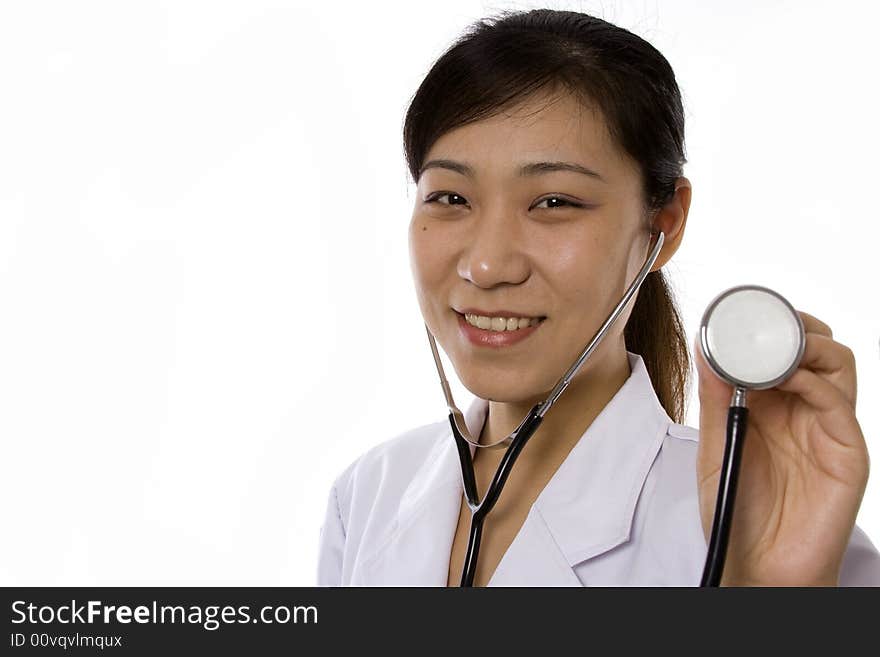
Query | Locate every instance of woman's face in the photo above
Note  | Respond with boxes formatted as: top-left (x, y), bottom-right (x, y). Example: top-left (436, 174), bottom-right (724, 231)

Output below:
top-left (408, 89), bottom-right (655, 404)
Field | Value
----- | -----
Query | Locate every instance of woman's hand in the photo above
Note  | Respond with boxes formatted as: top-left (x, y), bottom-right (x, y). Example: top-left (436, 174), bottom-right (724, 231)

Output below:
top-left (694, 310), bottom-right (870, 586)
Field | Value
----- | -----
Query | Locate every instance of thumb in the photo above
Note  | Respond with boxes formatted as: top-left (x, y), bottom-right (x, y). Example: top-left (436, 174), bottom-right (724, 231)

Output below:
top-left (693, 331), bottom-right (735, 473)
top-left (693, 331), bottom-right (733, 406)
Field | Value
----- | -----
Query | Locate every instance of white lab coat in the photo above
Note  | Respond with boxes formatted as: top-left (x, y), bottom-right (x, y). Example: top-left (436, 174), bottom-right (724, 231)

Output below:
top-left (317, 351), bottom-right (880, 586)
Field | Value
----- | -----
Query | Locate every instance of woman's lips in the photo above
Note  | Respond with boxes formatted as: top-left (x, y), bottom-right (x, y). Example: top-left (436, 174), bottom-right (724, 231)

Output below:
top-left (456, 312), bottom-right (545, 348)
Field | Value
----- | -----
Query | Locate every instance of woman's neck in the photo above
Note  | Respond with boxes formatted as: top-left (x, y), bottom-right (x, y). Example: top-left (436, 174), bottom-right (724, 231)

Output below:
top-left (478, 345), bottom-right (632, 468)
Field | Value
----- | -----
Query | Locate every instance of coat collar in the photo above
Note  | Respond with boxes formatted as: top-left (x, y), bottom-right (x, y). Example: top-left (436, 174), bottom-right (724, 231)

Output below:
top-left (358, 351), bottom-right (673, 586)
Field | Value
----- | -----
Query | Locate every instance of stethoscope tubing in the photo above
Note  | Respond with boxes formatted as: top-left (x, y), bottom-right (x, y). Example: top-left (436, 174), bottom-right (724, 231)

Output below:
top-left (452, 401), bottom-right (747, 587)
top-left (451, 404), bottom-right (544, 586)
top-left (700, 399), bottom-right (749, 586)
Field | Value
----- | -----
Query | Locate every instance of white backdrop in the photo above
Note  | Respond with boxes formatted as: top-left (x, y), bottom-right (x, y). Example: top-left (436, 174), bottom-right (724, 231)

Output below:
top-left (1, 0), bottom-right (877, 585)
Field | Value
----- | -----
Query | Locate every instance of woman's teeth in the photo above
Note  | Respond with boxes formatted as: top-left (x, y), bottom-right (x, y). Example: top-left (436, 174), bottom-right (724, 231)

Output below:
top-left (464, 314), bottom-right (542, 332)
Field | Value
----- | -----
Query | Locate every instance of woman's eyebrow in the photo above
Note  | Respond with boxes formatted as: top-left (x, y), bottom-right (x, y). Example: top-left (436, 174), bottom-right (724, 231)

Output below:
top-left (418, 158), bottom-right (606, 182)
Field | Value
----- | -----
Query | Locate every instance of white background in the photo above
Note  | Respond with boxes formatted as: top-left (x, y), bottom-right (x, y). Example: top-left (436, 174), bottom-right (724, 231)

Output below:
top-left (1, 0), bottom-right (878, 585)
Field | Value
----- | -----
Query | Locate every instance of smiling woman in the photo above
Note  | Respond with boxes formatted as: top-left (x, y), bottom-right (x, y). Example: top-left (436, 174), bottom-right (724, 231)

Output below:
top-left (316, 7), bottom-right (880, 587)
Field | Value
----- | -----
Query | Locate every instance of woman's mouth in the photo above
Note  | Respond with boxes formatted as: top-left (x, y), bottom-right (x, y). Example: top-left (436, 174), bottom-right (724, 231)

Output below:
top-left (455, 311), bottom-right (546, 348)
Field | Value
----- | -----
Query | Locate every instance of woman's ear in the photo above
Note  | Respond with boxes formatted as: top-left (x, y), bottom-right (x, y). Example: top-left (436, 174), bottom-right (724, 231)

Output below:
top-left (650, 176), bottom-right (692, 272)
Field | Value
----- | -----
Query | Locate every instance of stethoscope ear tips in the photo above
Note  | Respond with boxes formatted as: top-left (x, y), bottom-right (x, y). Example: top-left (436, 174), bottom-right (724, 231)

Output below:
top-left (699, 285), bottom-right (805, 390)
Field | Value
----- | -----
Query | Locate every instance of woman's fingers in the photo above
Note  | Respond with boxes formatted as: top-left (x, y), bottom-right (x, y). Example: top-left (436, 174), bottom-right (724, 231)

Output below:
top-left (798, 310), bottom-right (832, 339)
top-left (795, 333), bottom-right (857, 409)
top-left (794, 311), bottom-right (857, 409)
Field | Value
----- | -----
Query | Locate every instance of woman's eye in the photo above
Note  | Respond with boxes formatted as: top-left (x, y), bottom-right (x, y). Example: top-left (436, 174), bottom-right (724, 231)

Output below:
top-left (533, 196), bottom-right (584, 210)
top-left (425, 192), bottom-right (468, 206)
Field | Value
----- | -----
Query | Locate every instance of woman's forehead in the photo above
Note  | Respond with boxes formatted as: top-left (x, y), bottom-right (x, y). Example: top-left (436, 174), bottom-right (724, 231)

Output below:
top-left (422, 93), bottom-right (635, 184)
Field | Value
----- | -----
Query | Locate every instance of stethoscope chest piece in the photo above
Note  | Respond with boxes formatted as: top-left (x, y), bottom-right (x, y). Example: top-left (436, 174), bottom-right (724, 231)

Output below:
top-left (699, 284), bottom-right (805, 391)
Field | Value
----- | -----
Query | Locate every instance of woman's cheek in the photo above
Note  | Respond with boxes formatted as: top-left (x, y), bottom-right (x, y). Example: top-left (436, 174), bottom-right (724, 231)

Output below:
top-left (408, 218), bottom-right (431, 276)
top-left (408, 221), bottom-right (447, 314)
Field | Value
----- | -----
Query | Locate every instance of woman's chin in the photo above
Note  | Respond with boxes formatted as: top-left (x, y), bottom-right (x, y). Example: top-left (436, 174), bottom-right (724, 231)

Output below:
top-left (458, 374), bottom-right (550, 405)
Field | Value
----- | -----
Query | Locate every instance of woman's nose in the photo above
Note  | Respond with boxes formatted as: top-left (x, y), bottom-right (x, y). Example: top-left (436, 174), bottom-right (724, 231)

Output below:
top-left (456, 205), bottom-right (530, 288)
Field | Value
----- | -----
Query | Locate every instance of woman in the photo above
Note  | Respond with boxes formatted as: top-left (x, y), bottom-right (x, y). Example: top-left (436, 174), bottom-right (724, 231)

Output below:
top-left (316, 8), bottom-right (880, 586)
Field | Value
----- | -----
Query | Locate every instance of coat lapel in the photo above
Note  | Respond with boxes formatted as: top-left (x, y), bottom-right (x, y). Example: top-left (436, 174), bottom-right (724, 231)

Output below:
top-left (355, 395), bottom-right (487, 585)
top-left (359, 351), bottom-right (672, 586)
top-left (489, 351), bottom-right (671, 585)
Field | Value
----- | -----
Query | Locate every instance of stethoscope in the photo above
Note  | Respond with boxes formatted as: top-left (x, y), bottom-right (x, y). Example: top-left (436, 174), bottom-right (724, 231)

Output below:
top-left (425, 229), bottom-right (806, 587)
